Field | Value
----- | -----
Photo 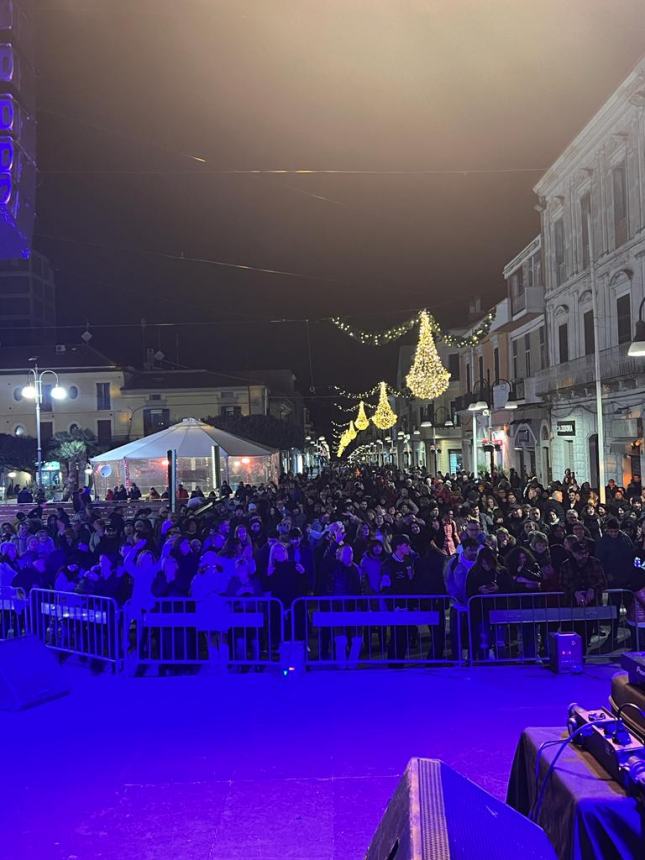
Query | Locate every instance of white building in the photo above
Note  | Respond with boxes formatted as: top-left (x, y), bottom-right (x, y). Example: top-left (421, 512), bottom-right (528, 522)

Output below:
top-left (533, 57), bottom-right (645, 489)
top-left (0, 344), bottom-right (304, 485)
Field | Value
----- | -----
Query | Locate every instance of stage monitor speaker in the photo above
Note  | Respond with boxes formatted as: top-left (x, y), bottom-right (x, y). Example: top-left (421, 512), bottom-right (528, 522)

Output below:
top-left (0, 635), bottom-right (69, 710)
top-left (366, 758), bottom-right (555, 860)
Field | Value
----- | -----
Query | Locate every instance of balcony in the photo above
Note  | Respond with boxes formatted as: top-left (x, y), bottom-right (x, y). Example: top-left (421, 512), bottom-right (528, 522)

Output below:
top-left (535, 343), bottom-right (644, 397)
top-left (509, 285), bottom-right (545, 319)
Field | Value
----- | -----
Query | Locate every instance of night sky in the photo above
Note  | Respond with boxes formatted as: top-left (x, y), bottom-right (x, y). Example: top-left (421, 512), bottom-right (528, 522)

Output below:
top-left (32, 0), bottom-right (645, 430)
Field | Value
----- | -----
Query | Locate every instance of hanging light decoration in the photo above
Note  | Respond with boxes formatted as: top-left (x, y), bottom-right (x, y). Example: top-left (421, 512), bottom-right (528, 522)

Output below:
top-left (347, 420), bottom-right (358, 441)
top-left (406, 310), bottom-right (451, 400)
top-left (354, 400), bottom-right (370, 431)
top-left (371, 381), bottom-right (398, 430)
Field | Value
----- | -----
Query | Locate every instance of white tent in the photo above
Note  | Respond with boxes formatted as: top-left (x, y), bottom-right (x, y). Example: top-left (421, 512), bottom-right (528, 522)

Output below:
top-left (90, 417), bottom-right (280, 497)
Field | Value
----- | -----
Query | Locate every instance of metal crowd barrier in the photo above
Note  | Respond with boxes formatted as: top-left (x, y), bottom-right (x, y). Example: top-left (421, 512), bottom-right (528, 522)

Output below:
top-left (0, 585), bottom-right (28, 639)
top-left (29, 588), bottom-right (122, 668)
top-left (290, 595), bottom-right (458, 667)
top-left (467, 589), bottom-right (633, 664)
top-left (126, 596), bottom-right (284, 671)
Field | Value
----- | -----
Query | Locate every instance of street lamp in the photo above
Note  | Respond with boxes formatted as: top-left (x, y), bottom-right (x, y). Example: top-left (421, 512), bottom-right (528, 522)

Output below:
top-left (628, 298), bottom-right (645, 357)
top-left (21, 360), bottom-right (67, 488)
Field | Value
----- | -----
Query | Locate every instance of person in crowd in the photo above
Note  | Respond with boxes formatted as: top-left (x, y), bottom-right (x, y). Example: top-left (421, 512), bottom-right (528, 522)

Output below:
top-left (560, 540), bottom-right (607, 648)
top-left (444, 537), bottom-right (479, 659)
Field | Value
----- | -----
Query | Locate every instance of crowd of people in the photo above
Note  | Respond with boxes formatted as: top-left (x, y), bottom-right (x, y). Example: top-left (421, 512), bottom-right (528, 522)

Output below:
top-left (1, 465), bottom-right (644, 662)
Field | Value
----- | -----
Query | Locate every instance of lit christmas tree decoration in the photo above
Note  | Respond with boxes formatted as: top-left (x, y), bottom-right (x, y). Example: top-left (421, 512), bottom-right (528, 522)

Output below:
top-left (354, 400), bottom-right (370, 431)
top-left (371, 381), bottom-right (398, 430)
top-left (405, 311), bottom-right (451, 400)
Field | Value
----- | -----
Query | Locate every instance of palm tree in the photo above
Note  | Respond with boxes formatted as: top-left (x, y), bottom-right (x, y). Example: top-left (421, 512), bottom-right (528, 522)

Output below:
top-left (47, 428), bottom-right (99, 495)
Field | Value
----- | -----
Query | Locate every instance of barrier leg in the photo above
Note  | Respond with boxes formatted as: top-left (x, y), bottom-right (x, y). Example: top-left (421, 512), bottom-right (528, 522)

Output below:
top-left (334, 634), bottom-right (348, 667)
top-left (348, 631), bottom-right (362, 667)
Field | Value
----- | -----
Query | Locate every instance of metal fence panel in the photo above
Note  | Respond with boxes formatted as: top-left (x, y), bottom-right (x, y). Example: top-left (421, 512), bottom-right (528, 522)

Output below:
top-left (292, 595), bottom-right (458, 667)
top-left (0, 586), bottom-right (28, 639)
top-left (29, 588), bottom-right (122, 667)
top-left (126, 596), bottom-right (284, 670)
top-left (467, 589), bottom-right (633, 664)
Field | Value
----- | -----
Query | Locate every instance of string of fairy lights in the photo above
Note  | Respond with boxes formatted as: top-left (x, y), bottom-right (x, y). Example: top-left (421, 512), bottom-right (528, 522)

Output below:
top-left (330, 307), bottom-right (496, 459)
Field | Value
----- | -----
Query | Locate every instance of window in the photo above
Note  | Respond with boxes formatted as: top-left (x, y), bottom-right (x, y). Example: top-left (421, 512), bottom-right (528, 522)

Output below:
top-left (12, 386), bottom-right (23, 401)
top-left (68, 385), bottom-right (79, 400)
top-left (221, 405), bottom-right (242, 417)
top-left (533, 251), bottom-right (542, 287)
top-left (69, 423), bottom-right (79, 433)
top-left (617, 294), bottom-right (631, 344)
top-left (558, 323), bottom-right (569, 363)
top-left (538, 326), bottom-right (546, 369)
top-left (613, 164), bottom-right (627, 247)
top-left (143, 408), bottom-right (169, 435)
top-left (96, 419), bottom-right (112, 445)
top-left (14, 424), bottom-right (25, 436)
top-left (510, 269), bottom-right (525, 314)
top-left (580, 192), bottom-right (591, 269)
top-left (447, 353), bottom-right (460, 380)
top-left (511, 339), bottom-right (519, 380)
top-left (96, 382), bottom-right (111, 411)
top-left (40, 421), bottom-right (53, 444)
top-left (524, 333), bottom-right (531, 377)
top-left (41, 383), bottom-right (53, 413)
top-left (466, 362), bottom-right (471, 392)
top-left (553, 217), bottom-right (565, 286)
top-left (583, 309), bottom-right (595, 356)
top-left (478, 355), bottom-right (484, 383)
top-left (493, 347), bottom-right (500, 383)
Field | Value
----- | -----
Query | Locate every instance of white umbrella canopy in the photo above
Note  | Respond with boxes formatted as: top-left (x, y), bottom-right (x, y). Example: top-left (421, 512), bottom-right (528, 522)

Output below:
top-left (91, 417), bottom-right (277, 463)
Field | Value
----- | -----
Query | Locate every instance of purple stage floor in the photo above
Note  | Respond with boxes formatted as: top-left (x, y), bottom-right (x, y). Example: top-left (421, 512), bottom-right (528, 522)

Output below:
top-left (1, 662), bottom-right (615, 859)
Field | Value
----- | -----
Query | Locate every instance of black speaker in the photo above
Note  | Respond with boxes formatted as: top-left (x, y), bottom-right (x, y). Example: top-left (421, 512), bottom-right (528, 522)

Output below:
top-left (366, 758), bottom-right (555, 859)
top-left (0, 635), bottom-right (69, 710)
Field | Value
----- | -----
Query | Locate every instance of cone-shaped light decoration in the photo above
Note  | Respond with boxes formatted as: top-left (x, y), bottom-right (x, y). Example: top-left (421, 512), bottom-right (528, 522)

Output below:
top-left (371, 381), bottom-right (397, 430)
top-left (355, 400), bottom-right (370, 431)
top-left (347, 420), bottom-right (358, 441)
top-left (406, 311), bottom-right (451, 400)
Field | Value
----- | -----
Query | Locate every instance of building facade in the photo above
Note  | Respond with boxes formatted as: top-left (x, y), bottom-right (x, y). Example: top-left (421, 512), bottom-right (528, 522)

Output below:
top-left (533, 58), bottom-right (645, 488)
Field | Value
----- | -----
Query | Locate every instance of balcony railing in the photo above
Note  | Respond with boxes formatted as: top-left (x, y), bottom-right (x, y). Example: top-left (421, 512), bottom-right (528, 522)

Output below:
top-left (535, 343), bottom-right (643, 396)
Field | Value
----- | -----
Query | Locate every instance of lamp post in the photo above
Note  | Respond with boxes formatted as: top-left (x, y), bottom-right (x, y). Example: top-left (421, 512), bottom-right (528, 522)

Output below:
top-left (586, 210), bottom-right (606, 504)
top-left (467, 381), bottom-right (489, 478)
top-left (21, 361), bottom-right (67, 488)
top-left (629, 297), bottom-right (645, 357)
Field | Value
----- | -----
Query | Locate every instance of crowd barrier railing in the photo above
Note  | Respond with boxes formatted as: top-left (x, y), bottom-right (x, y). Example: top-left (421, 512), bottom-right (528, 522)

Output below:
top-left (125, 596), bottom-right (285, 671)
top-left (29, 588), bottom-right (122, 668)
top-left (290, 595), bottom-right (459, 667)
top-left (0, 585), bottom-right (29, 639)
top-left (467, 589), bottom-right (633, 664)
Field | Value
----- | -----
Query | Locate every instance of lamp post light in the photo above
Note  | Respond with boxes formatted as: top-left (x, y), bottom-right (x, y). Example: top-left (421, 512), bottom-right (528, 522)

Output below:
top-left (21, 360), bottom-right (67, 488)
top-left (467, 381), bottom-right (489, 478)
top-left (629, 297), bottom-right (645, 357)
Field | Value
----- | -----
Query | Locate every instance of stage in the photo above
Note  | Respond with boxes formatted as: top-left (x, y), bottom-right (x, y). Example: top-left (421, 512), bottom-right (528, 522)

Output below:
top-left (1, 663), bottom-right (615, 859)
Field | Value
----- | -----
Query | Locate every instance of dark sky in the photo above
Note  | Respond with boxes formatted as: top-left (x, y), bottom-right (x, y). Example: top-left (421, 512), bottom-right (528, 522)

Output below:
top-left (32, 0), bottom-right (645, 429)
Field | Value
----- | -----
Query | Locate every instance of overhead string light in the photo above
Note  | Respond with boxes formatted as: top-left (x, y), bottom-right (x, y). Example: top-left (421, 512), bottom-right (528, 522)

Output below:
top-left (330, 308), bottom-right (496, 349)
top-left (371, 381), bottom-right (398, 430)
top-left (332, 382), bottom-right (411, 400)
top-left (405, 310), bottom-right (451, 400)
